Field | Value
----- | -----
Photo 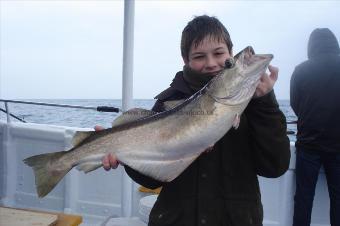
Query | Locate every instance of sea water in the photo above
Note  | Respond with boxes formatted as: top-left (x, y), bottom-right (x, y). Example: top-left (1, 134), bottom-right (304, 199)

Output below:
top-left (0, 99), bottom-right (297, 141)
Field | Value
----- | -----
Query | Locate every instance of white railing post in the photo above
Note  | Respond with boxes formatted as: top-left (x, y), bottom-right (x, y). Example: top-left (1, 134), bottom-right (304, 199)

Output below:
top-left (5, 102), bottom-right (10, 123)
top-left (121, 0), bottom-right (135, 217)
top-left (0, 103), bottom-right (16, 207)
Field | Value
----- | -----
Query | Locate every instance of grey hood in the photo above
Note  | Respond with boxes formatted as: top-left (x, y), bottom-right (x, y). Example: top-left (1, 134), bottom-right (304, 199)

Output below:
top-left (308, 28), bottom-right (340, 59)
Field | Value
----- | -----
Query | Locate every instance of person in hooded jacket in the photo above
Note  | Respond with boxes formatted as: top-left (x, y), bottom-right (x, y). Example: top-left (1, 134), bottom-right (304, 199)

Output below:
top-left (290, 28), bottom-right (340, 226)
top-left (99, 15), bottom-right (291, 226)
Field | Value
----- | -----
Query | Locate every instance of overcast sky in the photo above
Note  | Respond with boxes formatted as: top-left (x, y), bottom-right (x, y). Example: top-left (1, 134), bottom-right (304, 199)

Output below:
top-left (1, 0), bottom-right (339, 100)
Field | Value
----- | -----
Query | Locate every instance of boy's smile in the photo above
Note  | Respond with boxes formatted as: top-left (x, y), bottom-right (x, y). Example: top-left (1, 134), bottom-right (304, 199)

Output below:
top-left (185, 36), bottom-right (232, 76)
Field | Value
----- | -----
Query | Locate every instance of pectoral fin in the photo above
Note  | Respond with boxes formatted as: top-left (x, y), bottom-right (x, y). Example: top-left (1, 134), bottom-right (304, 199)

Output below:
top-left (233, 114), bottom-right (240, 129)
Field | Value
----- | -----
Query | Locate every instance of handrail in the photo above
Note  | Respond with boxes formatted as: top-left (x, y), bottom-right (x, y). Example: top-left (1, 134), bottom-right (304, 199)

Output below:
top-left (0, 99), bottom-right (122, 123)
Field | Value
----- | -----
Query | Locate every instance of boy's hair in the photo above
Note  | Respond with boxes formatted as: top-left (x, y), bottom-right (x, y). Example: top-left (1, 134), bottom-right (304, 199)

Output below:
top-left (181, 15), bottom-right (233, 61)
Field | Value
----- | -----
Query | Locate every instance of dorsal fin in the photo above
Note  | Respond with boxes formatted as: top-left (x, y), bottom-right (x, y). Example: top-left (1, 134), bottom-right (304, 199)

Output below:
top-left (112, 108), bottom-right (156, 127)
top-left (72, 131), bottom-right (94, 147)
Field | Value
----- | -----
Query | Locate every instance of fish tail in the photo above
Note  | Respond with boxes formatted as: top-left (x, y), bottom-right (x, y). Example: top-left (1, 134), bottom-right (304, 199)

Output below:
top-left (23, 151), bottom-right (71, 198)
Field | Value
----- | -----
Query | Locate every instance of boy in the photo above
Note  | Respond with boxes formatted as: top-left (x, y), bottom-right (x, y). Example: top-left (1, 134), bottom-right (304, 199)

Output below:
top-left (101, 15), bottom-right (290, 226)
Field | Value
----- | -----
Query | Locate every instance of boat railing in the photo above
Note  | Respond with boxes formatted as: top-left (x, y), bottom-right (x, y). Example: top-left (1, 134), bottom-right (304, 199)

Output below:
top-left (0, 99), bottom-right (331, 226)
top-left (0, 99), bottom-right (298, 135)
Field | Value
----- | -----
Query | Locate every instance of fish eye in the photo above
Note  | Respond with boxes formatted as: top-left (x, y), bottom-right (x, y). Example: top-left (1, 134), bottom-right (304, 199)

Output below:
top-left (224, 58), bottom-right (234, 69)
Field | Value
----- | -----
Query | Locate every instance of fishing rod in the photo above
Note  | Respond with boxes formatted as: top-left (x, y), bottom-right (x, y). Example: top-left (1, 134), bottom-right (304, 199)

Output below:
top-left (0, 107), bottom-right (27, 123)
top-left (0, 99), bottom-right (122, 124)
top-left (0, 99), bottom-right (122, 113)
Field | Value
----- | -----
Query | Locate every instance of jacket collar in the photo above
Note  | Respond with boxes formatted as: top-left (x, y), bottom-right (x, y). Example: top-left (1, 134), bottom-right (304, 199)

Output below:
top-left (169, 71), bottom-right (194, 95)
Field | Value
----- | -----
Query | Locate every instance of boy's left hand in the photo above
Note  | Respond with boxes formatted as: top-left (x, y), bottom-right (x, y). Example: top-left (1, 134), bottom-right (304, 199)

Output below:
top-left (253, 65), bottom-right (278, 98)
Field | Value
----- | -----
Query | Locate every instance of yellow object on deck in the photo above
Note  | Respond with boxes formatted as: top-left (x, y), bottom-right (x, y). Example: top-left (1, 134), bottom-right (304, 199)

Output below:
top-left (0, 206), bottom-right (82, 226)
top-left (138, 186), bottom-right (162, 194)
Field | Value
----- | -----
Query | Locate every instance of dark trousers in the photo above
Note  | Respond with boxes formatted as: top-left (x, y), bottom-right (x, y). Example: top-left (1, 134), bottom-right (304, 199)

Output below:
top-left (293, 148), bottom-right (340, 226)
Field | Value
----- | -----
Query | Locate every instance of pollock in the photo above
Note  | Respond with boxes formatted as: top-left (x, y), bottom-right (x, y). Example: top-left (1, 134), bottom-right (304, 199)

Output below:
top-left (23, 47), bottom-right (273, 197)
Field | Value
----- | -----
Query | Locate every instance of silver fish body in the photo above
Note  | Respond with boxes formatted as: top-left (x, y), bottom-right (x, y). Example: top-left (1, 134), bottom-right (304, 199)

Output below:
top-left (23, 46), bottom-right (273, 197)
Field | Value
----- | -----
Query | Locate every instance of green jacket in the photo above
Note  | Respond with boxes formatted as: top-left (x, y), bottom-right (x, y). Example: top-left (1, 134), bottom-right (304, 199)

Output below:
top-left (125, 72), bottom-right (291, 226)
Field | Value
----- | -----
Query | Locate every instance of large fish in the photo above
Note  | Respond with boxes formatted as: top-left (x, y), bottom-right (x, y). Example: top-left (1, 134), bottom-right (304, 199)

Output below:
top-left (23, 47), bottom-right (273, 197)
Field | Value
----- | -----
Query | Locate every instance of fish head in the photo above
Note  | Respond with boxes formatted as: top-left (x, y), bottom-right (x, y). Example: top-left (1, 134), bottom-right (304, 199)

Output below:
top-left (235, 46), bottom-right (273, 79)
top-left (209, 46), bottom-right (273, 105)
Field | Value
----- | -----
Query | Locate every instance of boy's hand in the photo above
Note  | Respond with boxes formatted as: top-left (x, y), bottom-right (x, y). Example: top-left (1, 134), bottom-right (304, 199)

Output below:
top-left (253, 65), bottom-right (278, 98)
top-left (102, 153), bottom-right (119, 170)
top-left (94, 125), bottom-right (120, 170)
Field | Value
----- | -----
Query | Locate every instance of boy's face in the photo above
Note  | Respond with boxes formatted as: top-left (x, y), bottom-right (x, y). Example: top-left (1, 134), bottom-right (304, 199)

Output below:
top-left (185, 36), bottom-right (232, 76)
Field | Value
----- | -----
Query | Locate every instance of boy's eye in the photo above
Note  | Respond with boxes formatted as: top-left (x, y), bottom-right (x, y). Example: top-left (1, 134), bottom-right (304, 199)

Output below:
top-left (193, 55), bottom-right (204, 59)
top-left (215, 52), bottom-right (225, 56)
